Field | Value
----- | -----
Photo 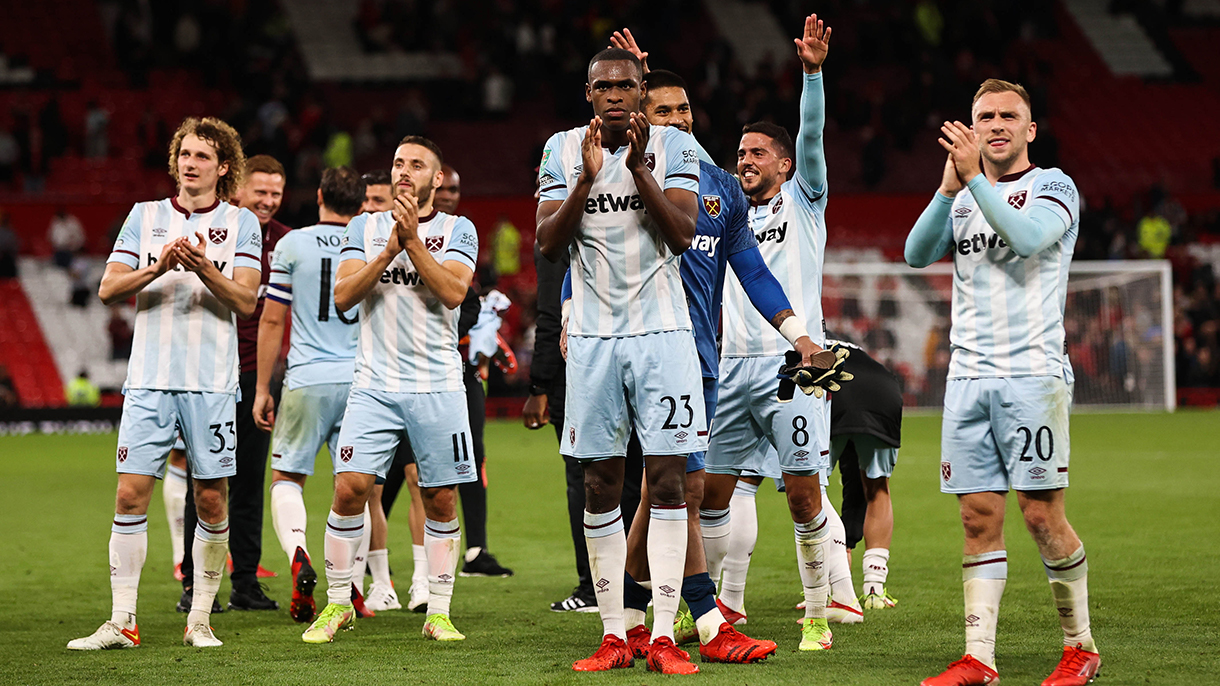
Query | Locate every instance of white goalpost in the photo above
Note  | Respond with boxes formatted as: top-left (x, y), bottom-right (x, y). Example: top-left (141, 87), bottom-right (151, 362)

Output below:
top-left (822, 259), bottom-right (1175, 412)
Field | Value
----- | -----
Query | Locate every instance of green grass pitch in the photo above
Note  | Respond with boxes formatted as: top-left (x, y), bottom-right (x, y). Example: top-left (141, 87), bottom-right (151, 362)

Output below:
top-left (2, 413), bottom-right (1218, 684)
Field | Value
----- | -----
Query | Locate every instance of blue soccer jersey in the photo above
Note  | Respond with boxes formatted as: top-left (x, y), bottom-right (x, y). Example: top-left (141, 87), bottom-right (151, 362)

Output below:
top-left (682, 161), bottom-right (758, 378)
top-left (266, 222), bottom-right (359, 389)
top-left (107, 198), bottom-right (262, 394)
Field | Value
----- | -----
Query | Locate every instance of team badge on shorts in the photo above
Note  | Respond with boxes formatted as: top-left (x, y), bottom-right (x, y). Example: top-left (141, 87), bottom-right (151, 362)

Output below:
top-left (208, 227), bottom-right (228, 244)
top-left (941, 461), bottom-right (951, 482)
top-left (339, 446), bottom-right (354, 463)
top-left (1007, 190), bottom-right (1027, 209)
top-left (425, 235), bottom-right (444, 253)
top-left (117, 446), bottom-right (128, 463)
top-left (702, 195), bottom-right (721, 218)
top-left (643, 153), bottom-right (655, 171)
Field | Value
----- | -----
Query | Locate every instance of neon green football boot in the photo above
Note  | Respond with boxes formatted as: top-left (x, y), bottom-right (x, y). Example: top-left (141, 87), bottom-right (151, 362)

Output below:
top-left (423, 613), bottom-right (466, 641)
top-left (798, 617), bottom-right (833, 651)
top-left (302, 603), bottom-right (354, 644)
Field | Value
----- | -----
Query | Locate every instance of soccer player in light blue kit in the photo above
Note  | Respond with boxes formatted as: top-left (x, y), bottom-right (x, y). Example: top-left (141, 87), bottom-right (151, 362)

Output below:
top-left (906, 79), bottom-right (1098, 686)
top-left (695, 14), bottom-right (839, 653)
top-left (537, 48), bottom-right (709, 674)
top-left (249, 167), bottom-right (365, 624)
top-left (68, 117), bottom-right (262, 650)
top-left (301, 136), bottom-right (478, 645)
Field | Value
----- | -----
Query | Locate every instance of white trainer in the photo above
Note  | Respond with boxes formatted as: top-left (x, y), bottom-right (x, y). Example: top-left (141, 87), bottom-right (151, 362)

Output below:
top-left (365, 582), bottom-right (402, 612)
top-left (183, 623), bottom-right (223, 647)
top-left (67, 621), bottom-right (140, 650)
top-left (407, 578), bottom-right (429, 613)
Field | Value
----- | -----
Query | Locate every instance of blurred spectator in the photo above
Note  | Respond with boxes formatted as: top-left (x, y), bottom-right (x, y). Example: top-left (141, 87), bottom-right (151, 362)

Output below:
top-left (0, 210), bottom-right (19, 278)
top-left (65, 369), bottom-right (101, 407)
top-left (84, 100), bottom-right (111, 159)
top-left (69, 251), bottom-right (93, 308)
top-left (0, 365), bottom-right (17, 409)
top-left (492, 216), bottom-right (521, 278)
top-left (109, 305), bottom-right (134, 360)
top-left (1138, 213), bottom-right (1172, 258)
top-left (0, 126), bottom-right (17, 185)
top-left (48, 207), bottom-right (85, 268)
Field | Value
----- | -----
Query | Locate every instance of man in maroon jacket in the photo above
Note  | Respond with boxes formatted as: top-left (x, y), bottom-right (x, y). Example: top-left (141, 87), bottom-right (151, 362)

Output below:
top-left (178, 155), bottom-right (291, 612)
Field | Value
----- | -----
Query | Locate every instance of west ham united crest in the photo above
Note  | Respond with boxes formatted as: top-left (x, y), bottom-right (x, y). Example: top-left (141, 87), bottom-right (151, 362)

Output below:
top-left (643, 153), bottom-right (655, 171)
top-left (117, 446), bottom-right (128, 463)
top-left (425, 235), bottom-right (445, 253)
top-left (941, 461), bottom-right (952, 482)
top-left (1007, 190), bottom-right (1027, 210)
top-left (772, 195), bottom-right (784, 214)
top-left (339, 446), bottom-right (354, 462)
top-left (702, 195), bottom-right (722, 218)
top-left (208, 227), bottom-right (228, 244)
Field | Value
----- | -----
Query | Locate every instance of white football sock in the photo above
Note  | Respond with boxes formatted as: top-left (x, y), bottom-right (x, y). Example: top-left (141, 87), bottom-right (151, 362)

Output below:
top-left (963, 550), bottom-right (1007, 669)
top-left (424, 518), bottom-right (461, 616)
top-left (162, 466), bottom-right (187, 567)
top-left (624, 608), bottom-right (647, 630)
top-left (718, 482), bottom-right (757, 613)
top-left (699, 506), bottom-right (732, 588)
top-left (351, 503), bottom-right (371, 593)
top-left (189, 518), bottom-right (229, 627)
top-left (324, 510), bottom-right (364, 606)
top-left (412, 544), bottom-right (428, 587)
top-left (270, 480), bottom-right (308, 564)
top-left (368, 548), bottom-right (392, 589)
top-left (585, 508), bottom-right (627, 640)
top-left (822, 496), bottom-right (859, 609)
top-left (795, 509), bottom-right (829, 620)
top-left (1043, 545), bottom-right (1095, 652)
top-left (862, 548), bottom-right (891, 596)
top-left (647, 505), bottom-right (687, 643)
top-left (109, 514), bottom-right (147, 628)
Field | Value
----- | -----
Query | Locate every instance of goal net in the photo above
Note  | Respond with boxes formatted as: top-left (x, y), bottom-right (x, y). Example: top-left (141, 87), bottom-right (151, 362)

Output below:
top-left (822, 260), bottom-right (1175, 411)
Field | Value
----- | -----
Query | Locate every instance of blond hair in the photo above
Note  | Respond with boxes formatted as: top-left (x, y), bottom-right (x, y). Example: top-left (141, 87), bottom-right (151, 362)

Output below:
top-left (167, 117), bottom-right (246, 201)
top-left (972, 79), bottom-right (1032, 116)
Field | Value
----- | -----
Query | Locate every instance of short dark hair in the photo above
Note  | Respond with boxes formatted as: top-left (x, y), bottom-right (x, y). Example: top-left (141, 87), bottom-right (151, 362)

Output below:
top-left (397, 135), bottom-right (444, 169)
top-left (361, 169), bottom-right (391, 186)
top-left (320, 166), bottom-right (366, 217)
top-left (741, 121), bottom-right (795, 162)
top-left (643, 69), bottom-right (688, 92)
top-left (587, 48), bottom-right (644, 82)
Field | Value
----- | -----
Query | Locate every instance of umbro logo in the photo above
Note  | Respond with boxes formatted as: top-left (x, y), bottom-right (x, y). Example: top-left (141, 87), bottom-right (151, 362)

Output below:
top-left (373, 237), bottom-right (387, 247)
top-left (438, 574), bottom-right (453, 582)
top-left (675, 431), bottom-right (688, 440)
top-left (596, 578), bottom-right (610, 591)
top-left (339, 446), bottom-right (354, 462)
top-left (794, 450), bottom-right (809, 458)
top-left (965, 614), bottom-right (980, 627)
top-left (659, 584), bottom-right (676, 597)
top-left (804, 560), bottom-right (823, 570)
top-left (954, 207), bottom-right (973, 218)
top-left (1030, 466), bottom-right (1047, 476)
top-left (1057, 607), bottom-right (1073, 617)
top-left (204, 570), bottom-right (221, 579)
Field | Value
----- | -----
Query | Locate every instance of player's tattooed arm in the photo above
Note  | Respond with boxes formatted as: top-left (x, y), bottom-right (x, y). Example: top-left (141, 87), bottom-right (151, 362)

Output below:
top-left (395, 194), bottom-right (473, 309)
top-left (174, 232), bottom-right (259, 318)
top-left (771, 309), bottom-right (823, 368)
top-left (626, 113), bottom-right (696, 253)
top-left (98, 240), bottom-right (182, 305)
top-left (537, 119), bottom-right (603, 261)
top-left (610, 29), bottom-right (649, 73)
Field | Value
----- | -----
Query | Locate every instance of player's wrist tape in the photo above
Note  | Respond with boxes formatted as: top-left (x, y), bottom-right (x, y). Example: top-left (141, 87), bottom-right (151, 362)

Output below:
top-left (778, 317), bottom-right (811, 347)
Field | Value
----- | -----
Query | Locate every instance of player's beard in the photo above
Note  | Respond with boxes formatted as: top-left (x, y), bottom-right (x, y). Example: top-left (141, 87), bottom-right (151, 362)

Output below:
top-left (393, 179), bottom-right (433, 208)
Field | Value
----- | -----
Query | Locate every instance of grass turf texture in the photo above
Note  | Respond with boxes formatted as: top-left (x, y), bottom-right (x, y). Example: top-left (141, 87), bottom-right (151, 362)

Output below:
top-left (2, 413), bottom-right (1218, 685)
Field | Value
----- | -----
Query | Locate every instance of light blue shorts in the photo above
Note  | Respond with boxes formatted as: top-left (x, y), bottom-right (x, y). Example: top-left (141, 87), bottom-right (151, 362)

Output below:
top-left (562, 331), bottom-right (707, 460)
top-left (706, 355), bottom-right (830, 476)
top-left (940, 376), bottom-right (1072, 494)
top-left (116, 389), bottom-right (237, 480)
top-left (270, 383), bottom-right (351, 477)
top-left (830, 434), bottom-right (898, 480)
top-left (334, 388), bottom-right (477, 488)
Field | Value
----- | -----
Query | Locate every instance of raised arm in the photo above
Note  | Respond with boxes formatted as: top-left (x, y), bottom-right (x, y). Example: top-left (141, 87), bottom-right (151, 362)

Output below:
top-left (537, 123), bottom-right (602, 261)
top-left (906, 153), bottom-right (963, 268)
top-left (793, 14), bottom-right (831, 196)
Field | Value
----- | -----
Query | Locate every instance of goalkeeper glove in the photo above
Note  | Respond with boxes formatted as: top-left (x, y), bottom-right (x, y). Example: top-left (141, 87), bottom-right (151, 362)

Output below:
top-left (776, 344), bottom-right (854, 401)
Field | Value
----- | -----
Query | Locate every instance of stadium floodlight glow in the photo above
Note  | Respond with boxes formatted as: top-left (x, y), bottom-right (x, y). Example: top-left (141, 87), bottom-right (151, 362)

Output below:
top-left (822, 259), bottom-right (1175, 412)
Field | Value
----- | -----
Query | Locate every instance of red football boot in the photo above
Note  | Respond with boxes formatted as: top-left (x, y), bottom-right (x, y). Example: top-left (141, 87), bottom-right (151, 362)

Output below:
top-left (699, 623), bottom-right (777, 663)
top-left (351, 583), bottom-right (375, 618)
top-left (922, 655), bottom-right (1001, 685)
top-left (716, 598), bottom-right (747, 626)
top-left (626, 624), bottom-right (652, 659)
top-left (573, 635), bottom-right (635, 672)
top-left (1042, 645), bottom-right (1100, 686)
top-left (647, 636), bottom-right (699, 675)
top-left (289, 547), bottom-right (317, 623)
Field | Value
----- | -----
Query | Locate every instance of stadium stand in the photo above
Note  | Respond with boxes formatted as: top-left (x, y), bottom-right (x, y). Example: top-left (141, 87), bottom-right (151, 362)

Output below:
top-left (0, 0), bottom-right (1217, 408)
